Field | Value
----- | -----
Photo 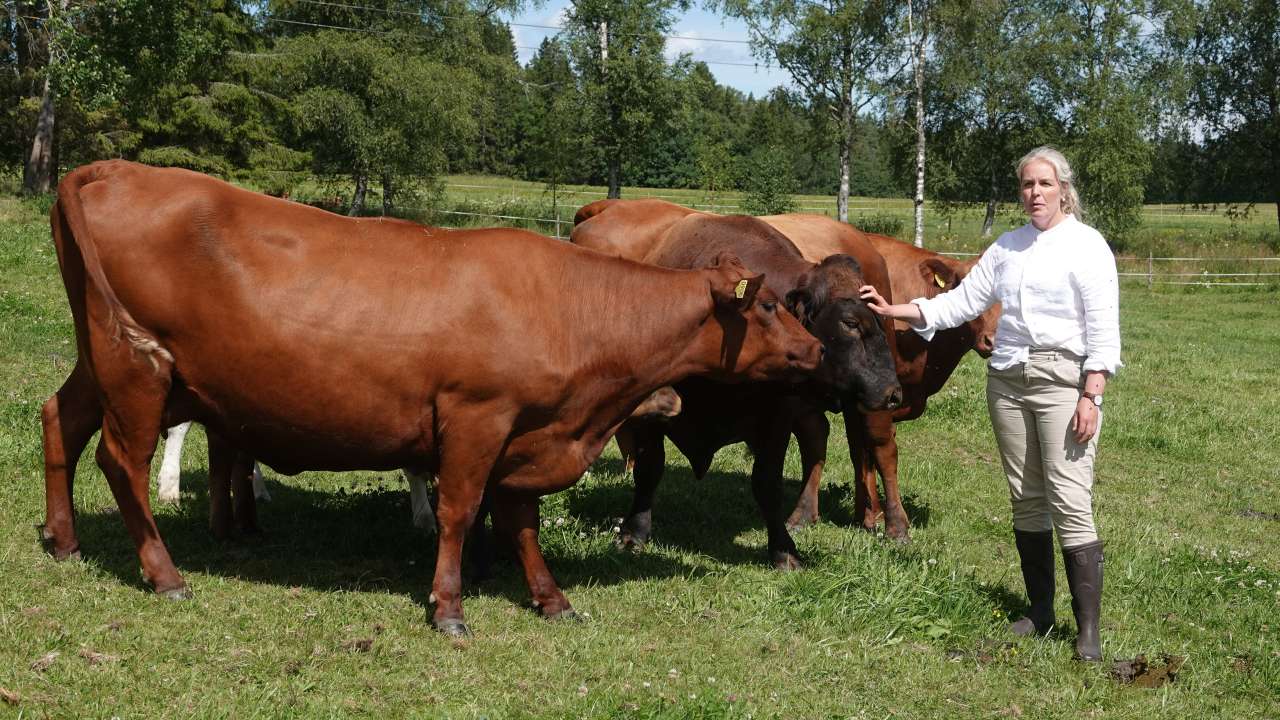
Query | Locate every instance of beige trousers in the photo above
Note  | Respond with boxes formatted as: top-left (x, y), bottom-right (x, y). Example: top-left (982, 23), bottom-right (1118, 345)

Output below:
top-left (986, 349), bottom-right (1101, 547)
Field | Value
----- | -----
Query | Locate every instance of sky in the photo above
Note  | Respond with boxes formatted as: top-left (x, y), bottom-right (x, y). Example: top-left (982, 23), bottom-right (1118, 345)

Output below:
top-left (505, 3), bottom-right (796, 98)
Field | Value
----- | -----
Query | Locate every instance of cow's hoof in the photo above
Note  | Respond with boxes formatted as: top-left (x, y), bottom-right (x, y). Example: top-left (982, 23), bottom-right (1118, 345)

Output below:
top-left (433, 618), bottom-right (472, 638)
top-left (617, 536), bottom-right (644, 552)
top-left (884, 527), bottom-right (911, 545)
top-left (158, 586), bottom-right (193, 601)
top-left (785, 512), bottom-right (818, 531)
top-left (770, 552), bottom-right (803, 572)
top-left (542, 607), bottom-right (581, 622)
top-left (49, 547), bottom-right (82, 561)
top-left (37, 525), bottom-right (80, 560)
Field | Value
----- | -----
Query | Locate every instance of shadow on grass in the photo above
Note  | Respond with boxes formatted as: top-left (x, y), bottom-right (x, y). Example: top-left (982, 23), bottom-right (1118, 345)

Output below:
top-left (569, 453), bottom-right (934, 561)
top-left (66, 467), bottom-right (718, 614)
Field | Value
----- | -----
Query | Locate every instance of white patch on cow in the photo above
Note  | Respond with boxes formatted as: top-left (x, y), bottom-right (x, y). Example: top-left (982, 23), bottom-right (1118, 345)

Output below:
top-left (157, 421), bottom-right (191, 504)
top-left (252, 463), bottom-right (271, 501)
top-left (407, 469), bottom-right (437, 533)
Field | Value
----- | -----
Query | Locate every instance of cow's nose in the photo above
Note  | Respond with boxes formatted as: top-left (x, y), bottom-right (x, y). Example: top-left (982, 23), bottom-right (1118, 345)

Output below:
top-left (883, 385), bottom-right (904, 411)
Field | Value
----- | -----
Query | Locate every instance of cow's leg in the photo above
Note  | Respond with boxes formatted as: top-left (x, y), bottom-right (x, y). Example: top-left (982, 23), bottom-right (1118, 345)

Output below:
top-left (865, 412), bottom-right (909, 541)
top-left (750, 414), bottom-right (802, 571)
top-left (429, 432), bottom-right (500, 637)
top-left (40, 361), bottom-right (102, 560)
top-left (407, 469), bottom-right (437, 533)
top-left (614, 423), bottom-right (638, 475)
top-left (206, 430), bottom-right (235, 540)
top-left (156, 421), bottom-right (191, 504)
top-left (251, 462), bottom-right (270, 501)
top-left (92, 366), bottom-right (187, 598)
top-left (618, 422), bottom-right (664, 549)
top-left (786, 410), bottom-right (830, 530)
top-left (846, 412), bottom-right (883, 533)
top-left (492, 492), bottom-right (574, 620)
top-left (231, 451), bottom-right (258, 535)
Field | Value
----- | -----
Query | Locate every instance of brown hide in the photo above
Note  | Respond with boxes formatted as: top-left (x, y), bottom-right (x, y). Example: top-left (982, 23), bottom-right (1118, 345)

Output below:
top-left (570, 203), bottom-right (901, 568)
top-left (571, 198), bottom-right (701, 261)
top-left (41, 161), bottom-right (822, 634)
top-left (760, 215), bottom-right (1002, 539)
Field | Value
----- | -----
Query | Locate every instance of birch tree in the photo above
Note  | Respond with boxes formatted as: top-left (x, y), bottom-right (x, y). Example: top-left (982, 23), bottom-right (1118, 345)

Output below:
top-left (718, 0), bottom-right (902, 222)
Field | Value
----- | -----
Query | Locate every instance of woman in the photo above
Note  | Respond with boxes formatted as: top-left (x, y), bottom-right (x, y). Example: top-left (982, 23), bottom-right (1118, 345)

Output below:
top-left (859, 146), bottom-right (1121, 661)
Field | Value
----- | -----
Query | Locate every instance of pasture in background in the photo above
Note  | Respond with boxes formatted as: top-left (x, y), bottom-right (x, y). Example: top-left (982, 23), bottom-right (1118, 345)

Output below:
top-left (273, 172), bottom-right (1280, 289)
top-left (1, 191), bottom-right (1277, 718)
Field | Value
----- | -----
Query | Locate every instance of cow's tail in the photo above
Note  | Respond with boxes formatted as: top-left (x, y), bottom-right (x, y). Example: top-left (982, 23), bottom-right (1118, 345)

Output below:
top-left (54, 163), bottom-right (173, 371)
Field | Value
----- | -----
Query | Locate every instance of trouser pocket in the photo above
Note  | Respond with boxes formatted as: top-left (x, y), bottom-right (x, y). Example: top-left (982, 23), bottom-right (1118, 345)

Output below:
top-left (1027, 354), bottom-right (1084, 389)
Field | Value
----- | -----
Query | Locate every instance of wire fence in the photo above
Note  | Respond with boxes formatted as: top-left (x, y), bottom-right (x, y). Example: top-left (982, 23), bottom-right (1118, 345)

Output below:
top-left (395, 197), bottom-right (1280, 288)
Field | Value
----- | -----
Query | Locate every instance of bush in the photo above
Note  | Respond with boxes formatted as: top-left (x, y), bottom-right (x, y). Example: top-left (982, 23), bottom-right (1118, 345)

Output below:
top-left (739, 146), bottom-right (798, 216)
top-left (137, 146), bottom-right (232, 177)
top-left (853, 212), bottom-right (905, 237)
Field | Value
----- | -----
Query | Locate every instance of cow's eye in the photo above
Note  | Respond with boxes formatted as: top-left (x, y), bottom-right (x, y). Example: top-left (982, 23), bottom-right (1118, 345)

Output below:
top-left (842, 319), bottom-right (861, 334)
top-left (761, 302), bottom-right (777, 313)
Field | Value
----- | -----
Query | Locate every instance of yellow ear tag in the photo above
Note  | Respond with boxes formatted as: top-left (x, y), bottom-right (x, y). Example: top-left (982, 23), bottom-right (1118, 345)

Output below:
top-left (934, 273), bottom-right (946, 289)
top-left (734, 279), bottom-right (749, 299)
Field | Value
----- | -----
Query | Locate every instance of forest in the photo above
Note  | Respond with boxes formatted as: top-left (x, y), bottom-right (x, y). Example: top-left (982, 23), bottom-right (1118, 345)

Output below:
top-left (4, 0), bottom-right (1278, 241)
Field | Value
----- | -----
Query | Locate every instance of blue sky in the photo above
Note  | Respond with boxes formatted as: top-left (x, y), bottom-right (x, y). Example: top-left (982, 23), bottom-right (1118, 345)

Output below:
top-left (505, 3), bottom-right (795, 98)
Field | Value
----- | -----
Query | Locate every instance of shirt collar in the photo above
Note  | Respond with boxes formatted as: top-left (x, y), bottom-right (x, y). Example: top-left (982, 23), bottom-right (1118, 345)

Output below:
top-left (1028, 213), bottom-right (1075, 242)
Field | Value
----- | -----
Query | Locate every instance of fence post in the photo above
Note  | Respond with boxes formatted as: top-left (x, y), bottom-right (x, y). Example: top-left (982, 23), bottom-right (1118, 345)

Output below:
top-left (1147, 250), bottom-right (1154, 290)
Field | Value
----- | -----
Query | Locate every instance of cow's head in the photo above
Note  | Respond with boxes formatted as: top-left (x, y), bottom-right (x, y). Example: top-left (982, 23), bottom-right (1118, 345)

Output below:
top-left (785, 254), bottom-right (903, 411)
top-left (920, 255), bottom-right (998, 358)
top-left (705, 252), bottom-right (823, 381)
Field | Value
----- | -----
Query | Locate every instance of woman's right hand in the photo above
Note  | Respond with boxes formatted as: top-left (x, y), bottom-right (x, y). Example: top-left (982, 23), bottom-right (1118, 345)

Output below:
top-left (859, 285), bottom-right (891, 316)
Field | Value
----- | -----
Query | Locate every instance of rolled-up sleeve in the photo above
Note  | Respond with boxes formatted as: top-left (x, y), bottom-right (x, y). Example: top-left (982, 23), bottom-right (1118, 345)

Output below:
top-left (910, 250), bottom-right (998, 342)
top-left (1076, 241), bottom-right (1122, 374)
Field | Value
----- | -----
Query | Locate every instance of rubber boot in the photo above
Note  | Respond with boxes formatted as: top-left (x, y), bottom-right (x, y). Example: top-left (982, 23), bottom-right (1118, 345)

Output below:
top-left (1009, 529), bottom-right (1056, 636)
top-left (1062, 540), bottom-right (1104, 662)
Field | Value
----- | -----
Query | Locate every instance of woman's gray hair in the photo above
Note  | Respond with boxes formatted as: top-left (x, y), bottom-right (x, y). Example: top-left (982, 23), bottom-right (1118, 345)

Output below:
top-left (1017, 146), bottom-right (1084, 218)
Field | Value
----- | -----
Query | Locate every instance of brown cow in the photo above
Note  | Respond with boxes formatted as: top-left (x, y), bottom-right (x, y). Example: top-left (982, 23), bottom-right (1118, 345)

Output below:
top-left (40, 161), bottom-right (821, 636)
top-left (571, 203), bottom-right (902, 568)
top-left (761, 215), bottom-right (998, 538)
top-left (571, 198), bottom-right (698, 259)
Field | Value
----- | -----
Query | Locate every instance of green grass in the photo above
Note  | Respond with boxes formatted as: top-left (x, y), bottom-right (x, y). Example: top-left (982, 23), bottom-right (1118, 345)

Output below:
top-left (270, 173), bottom-right (1280, 283)
top-left (2, 194), bottom-right (1279, 718)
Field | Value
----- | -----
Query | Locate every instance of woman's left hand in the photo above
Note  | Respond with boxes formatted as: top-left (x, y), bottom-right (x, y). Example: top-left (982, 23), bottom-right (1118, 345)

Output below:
top-left (1071, 397), bottom-right (1100, 444)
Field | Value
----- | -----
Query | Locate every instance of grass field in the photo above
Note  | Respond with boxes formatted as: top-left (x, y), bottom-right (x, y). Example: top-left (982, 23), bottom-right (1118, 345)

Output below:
top-left (283, 173), bottom-right (1280, 285)
top-left (2, 192), bottom-right (1278, 718)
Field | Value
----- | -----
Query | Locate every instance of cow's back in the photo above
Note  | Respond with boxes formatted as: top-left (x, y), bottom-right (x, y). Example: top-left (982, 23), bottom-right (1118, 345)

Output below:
top-left (570, 198), bottom-right (701, 261)
top-left (62, 162), bottom-right (710, 470)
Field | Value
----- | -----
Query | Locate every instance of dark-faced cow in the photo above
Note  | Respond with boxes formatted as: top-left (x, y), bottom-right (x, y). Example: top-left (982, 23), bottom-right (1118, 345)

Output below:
top-left (760, 215), bottom-right (999, 538)
top-left (570, 202), bottom-right (902, 568)
top-left (40, 161), bottom-right (822, 636)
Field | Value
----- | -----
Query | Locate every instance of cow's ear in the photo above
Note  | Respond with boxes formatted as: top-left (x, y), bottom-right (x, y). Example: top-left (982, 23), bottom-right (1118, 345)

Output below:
top-left (918, 258), bottom-right (958, 296)
top-left (709, 251), bottom-right (748, 275)
top-left (785, 276), bottom-right (815, 325)
top-left (710, 269), bottom-right (764, 309)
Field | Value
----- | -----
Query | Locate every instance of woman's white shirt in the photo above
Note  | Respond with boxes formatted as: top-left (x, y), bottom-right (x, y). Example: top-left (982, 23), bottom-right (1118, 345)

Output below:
top-left (910, 214), bottom-right (1122, 374)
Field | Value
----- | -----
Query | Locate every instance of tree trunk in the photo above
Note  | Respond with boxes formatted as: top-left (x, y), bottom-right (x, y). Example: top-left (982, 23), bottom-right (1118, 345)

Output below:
top-left (1272, 97), bottom-right (1279, 233)
top-left (601, 19), bottom-right (621, 200)
top-left (837, 66), bottom-right (853, 223)
top-left (607, 152), bottom-right (621, 199)
top-left (910, 0), bottom-right (928, 248)
top-left (381, 172), bottom-right (394, 216)
top-left (349, 174), bottom-right (367, 217)
top-left (22, 75), bottom-right (55, 195)
top-left (982, 163), bottom-right (997, 237)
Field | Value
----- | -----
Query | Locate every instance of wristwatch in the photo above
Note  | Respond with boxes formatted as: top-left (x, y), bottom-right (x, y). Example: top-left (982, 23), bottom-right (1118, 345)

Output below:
top-left (1082, 391), bottom-right (1103, 407)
